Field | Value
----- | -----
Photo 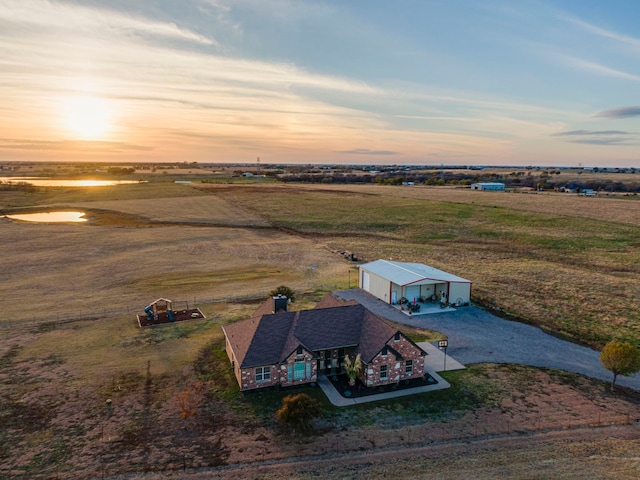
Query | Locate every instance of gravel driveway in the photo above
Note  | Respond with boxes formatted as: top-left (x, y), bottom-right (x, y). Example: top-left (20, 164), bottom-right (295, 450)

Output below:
top-left (336, 289), bottom-right (640, 391)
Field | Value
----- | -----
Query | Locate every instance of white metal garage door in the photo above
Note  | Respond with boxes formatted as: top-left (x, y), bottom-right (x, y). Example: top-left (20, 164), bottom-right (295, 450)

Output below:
top-left (405, 285), bottom-right (420, 302)
top-left (362, 271), bottom-right (370, 292)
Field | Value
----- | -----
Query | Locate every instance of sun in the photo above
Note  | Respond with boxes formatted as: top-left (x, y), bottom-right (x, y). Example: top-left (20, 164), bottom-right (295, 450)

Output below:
top-left (63, 95), bottom-right (112, 139)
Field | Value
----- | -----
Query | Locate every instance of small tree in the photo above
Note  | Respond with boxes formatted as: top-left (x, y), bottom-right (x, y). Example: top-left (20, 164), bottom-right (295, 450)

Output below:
top-left (269, 285), bottom-right (295, 302)
top-left (276, 393), bottom-right (321, 435)
top-left (174, 382), bottom-right (204, 429)
top-left (600, 341), bottom-right (640, 392)
top-left (343, 353), bottom-right (362, 387)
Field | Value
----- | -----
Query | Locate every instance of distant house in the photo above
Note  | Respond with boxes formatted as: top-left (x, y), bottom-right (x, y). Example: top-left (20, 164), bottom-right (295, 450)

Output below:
top-left (222, 295), bottom-right (428, 391)
top-left (359, 260), bottom-right (472, 307)
top-left (559, 184), bottom-right (594, 195)
top-left (471, 182), bottom-right (505, 191)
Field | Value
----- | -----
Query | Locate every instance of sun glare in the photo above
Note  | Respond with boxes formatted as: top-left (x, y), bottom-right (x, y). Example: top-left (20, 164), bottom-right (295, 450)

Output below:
top-left (63, 95), bottom-right (112, 139)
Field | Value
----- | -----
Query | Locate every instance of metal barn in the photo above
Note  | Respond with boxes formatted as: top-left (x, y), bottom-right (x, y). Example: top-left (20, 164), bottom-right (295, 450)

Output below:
top-left (359, 260), bottom-right (472, 307)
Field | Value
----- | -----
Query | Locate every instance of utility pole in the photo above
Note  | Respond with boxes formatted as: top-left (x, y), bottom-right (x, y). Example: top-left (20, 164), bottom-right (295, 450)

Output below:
top-left (257, 157), bottom-right (260, 183)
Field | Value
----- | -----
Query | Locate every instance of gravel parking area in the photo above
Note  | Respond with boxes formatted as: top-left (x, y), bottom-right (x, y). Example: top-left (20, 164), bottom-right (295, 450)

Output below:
top-left (336, 289), bottom-right (640, 391)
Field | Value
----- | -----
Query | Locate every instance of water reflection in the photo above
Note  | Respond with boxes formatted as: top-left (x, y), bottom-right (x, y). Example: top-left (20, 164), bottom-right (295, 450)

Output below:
top-left (5, 212), bottom-right (87, 223)
top-left (0, 177), bottom-right (143, 187)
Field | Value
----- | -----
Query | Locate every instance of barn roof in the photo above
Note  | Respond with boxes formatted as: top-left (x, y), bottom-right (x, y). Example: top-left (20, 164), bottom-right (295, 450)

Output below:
top-left (359, 260), bottom-right (471, 286)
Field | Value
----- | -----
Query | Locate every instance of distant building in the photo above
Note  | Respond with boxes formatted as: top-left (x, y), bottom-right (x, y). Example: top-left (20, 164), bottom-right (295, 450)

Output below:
top-left (471, 182), bottom-right (505, 191)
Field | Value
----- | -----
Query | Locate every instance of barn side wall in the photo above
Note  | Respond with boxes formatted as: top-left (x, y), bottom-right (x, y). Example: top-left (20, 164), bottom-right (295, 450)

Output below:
top-left (361, 269), bottom-right (393, 304)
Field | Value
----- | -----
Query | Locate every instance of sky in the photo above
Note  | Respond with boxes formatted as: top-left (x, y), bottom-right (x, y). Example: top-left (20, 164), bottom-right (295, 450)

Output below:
top-left (1, 0), bottom-right (639, 167)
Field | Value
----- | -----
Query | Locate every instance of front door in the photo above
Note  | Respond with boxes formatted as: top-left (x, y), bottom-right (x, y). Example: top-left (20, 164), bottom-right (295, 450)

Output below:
top-left (324, 350), bottom-right (331, 374)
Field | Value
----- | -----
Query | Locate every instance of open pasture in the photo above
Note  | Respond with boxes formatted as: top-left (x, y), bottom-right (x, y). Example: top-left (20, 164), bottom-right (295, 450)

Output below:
top-left (2, 179), bottom-right (640, 478)
top-left (0, 185), bottom-right (348, 325)
top-left (201, 183), bottom-right (640, 347)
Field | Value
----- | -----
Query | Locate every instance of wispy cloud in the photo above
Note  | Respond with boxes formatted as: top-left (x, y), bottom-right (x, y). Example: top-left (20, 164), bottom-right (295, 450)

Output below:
top-left (0, 0), bottom-right (216, 46)
top-left (552, 130), bottom-right (632, 136)
top-left (560, 56), bottom-right (640, 82)
top-left (562, 16), bottom-right (640, 51)
top-left (551, 130), bottom-right (637, 146)
top-left (338, 148), bottom-right (397, 156)
top-left (0, 137), bottom-right (153, 152)
top-left (594, 106), bottom-right (640, 119)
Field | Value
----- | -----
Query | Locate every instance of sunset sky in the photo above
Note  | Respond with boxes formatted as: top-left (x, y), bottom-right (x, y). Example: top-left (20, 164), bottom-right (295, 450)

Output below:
top-left (1, 0), bottom-right (639, 166)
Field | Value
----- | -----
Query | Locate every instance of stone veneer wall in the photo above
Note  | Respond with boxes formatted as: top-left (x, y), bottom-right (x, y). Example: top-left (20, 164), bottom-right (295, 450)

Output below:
top-left (238, 348), bottom-right (317, 391)
top-left (363, 334), bottom-right (425, 387)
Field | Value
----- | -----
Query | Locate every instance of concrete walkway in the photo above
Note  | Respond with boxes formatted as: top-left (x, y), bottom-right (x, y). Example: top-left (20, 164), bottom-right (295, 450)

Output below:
top-left (317, 371), bottom-right (451, 407)
top-left (335, 289), bottom-right (640, 391)
top-left (316, 329), bottom-right (464, 406)
top-left (418, 341), bottom-right (465, 372)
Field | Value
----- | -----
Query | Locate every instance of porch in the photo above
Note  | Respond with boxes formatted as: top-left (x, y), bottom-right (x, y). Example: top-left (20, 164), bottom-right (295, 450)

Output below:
top-left (315, 347), bottom-right (352, 376)
top-left (393, 297), bottom-right (456, 316)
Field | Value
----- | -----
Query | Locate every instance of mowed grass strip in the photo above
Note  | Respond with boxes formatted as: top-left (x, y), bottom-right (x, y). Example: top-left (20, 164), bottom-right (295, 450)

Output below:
top-left (211, 184), bottom-right (640, 347)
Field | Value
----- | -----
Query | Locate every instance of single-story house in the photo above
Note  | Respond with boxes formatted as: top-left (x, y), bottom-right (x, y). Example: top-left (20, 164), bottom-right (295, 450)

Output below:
top-left (222, 295), bottom-right (428, 391)
top-left (471, 182), bottom-right (505, 191)
top-left (359, 260), bottom-right (472, 306)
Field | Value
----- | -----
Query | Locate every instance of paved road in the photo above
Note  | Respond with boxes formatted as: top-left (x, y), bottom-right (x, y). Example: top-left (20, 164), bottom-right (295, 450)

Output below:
top-left (336, 289), bottom-right (640, 391)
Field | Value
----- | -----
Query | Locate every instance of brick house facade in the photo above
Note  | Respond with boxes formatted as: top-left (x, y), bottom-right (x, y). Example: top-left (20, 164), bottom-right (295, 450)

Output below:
top-left (363, 332), bottom-right (426, 386)
top-left (223, 295), bottom-right (428, 391)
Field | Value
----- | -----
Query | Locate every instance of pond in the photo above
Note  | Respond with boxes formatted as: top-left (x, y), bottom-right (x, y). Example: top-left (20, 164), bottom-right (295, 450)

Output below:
top-left (5, 212), bottom-right (87, 223)
top-left (0, 177), bottom-right (144, 187)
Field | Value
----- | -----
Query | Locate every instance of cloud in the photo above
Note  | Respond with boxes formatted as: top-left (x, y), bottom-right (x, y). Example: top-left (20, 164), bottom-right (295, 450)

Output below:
top-left (563, 16), bottom-right (640, 51)
top-left (568, 138), bottom-right (632, 146)
top-left (552, 130), bottom-right (632, 136)
top-left (0, 0), bottom-right (216, 46)
top-left (0, 138), bottom-right (153, 152)
top-left (551, 130), bottom-right (637, 146)
top-left (563, 57), bottom-right (640, 82)
top-left (339, 148), bottom-right (398, 155)
top-left (594, 107), bottom-right (640, 119)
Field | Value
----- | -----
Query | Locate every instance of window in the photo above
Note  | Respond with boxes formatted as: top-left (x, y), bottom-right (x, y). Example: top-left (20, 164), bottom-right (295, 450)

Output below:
top-left (296, 346), bottom-right (303, 355)
top-left (380, 365), bottom-right (388, 380)
top-left (381, 347), bottom-right (387, 357)
top-left (405, 360), bottom-right (413, 375)
top-left (294, 359), bottom-right (306, 380)
top-left (255, 367), bottom-right (271, 382)
top-left (394, 332), bottom-right (400, 342)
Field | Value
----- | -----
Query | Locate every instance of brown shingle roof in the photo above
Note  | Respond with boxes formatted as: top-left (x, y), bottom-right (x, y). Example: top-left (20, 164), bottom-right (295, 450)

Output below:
top-left (223, 295), bottom-right (423, 368)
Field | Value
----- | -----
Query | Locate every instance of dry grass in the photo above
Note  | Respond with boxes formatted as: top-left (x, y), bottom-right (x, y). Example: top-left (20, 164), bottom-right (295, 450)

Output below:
top-left (72, 194), bottom-right (271, 226)
top-left (297, 183), bottom-right (640, 226)
top-left (2, 176), bottom-right (640, 478)
top-left (203, 184), bottom-right (640, 347)
top-left (1, 219), bottom-right (347, 324)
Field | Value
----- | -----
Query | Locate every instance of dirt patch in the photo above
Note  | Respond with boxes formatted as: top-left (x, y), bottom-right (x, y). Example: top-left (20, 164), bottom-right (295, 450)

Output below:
top-left (2, 330), bottom-right (639, 480)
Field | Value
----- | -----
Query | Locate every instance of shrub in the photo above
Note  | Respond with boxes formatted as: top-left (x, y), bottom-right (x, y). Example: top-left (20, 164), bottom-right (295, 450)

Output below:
top-left (275, 393), bottom-right (321, 434)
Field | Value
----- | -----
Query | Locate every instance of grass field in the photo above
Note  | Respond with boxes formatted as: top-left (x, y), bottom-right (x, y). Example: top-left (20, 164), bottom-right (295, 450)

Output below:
top-left (199, 183), bottom-right (640, 347)
top-left (2, 175), bottom-right (640, 478)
